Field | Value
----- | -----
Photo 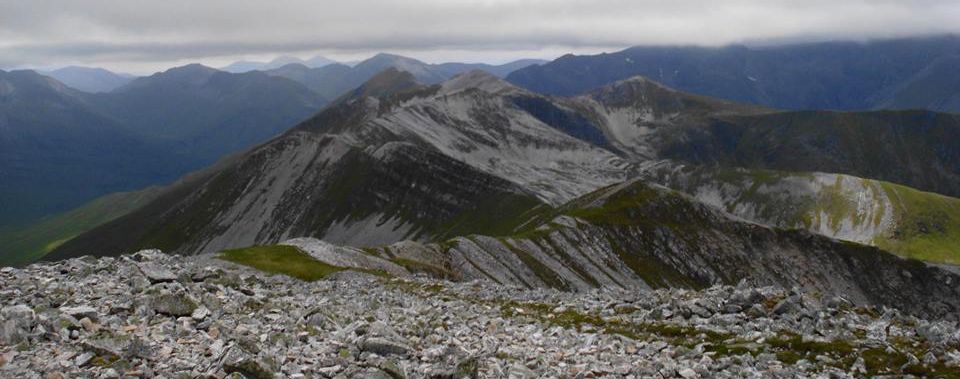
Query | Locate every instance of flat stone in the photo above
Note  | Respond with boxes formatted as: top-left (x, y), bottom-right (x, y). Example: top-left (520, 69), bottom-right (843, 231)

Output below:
top-left (360, 337), bottom-right (412, 356)
top-left (191, 306), bottom-right (210, 321)
top-left (137, 263), bottom-right (178, 284)
top-left (678, 367), bottom-right (699, 378)
top-left (79, 317), bottom-right (99, 333)
top-left (59, 306), bottom-right (98, 322)
top-left (75, 352), bottom-right (94, 367)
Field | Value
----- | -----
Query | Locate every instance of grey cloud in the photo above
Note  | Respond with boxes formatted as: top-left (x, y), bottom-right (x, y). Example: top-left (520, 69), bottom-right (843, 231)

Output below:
top-left (2, 0), bottom-right (959, 71)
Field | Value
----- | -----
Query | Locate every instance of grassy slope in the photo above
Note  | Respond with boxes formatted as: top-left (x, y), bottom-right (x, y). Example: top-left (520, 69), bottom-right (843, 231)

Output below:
top-left (218, 245), bottom-right (345, 281)
top-left (0, 187), bottom-right (163, 266)
top-left (877, 182), bottom-right (960, 265)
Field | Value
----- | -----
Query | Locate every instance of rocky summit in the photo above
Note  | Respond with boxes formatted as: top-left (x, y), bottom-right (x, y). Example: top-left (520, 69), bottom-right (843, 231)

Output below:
top-left (2, 250), bottom-right (959, 378)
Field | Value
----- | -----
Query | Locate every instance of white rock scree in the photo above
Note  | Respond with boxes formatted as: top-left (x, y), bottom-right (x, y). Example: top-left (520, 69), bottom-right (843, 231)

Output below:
top-left (1, 250), bottom-right (959, 378)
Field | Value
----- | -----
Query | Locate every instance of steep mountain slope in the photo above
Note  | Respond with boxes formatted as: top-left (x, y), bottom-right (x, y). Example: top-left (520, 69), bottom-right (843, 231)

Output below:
top-left (320, 179), bottom-right (960, 318)
top-left (516, 76), bottom-right (960, 199)
top-left (558, 76), bottom-right (773, 159)
top-left (507, 35), bottom-right (960, 113)
top-left (49, 70), bottom-right (582, 258)
top-left (875, 54), bottom-right (960, 112)
top-left (684, 110), bottom-right (960, 198)
top-left (264, 55), bottom-right (544, 100)
top-left (41, 66), bottom-right (133, 93)
top-left (638, 163), bottom-right (960, 264)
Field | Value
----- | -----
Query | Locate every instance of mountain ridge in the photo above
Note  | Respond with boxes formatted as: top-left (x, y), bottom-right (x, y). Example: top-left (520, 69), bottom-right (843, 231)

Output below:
top-left (44, 70), bottom-right (960, 269)
top-left (507, 35), bottom-right (960, 113)
top-left (40, 66), bottom-right (133, 93)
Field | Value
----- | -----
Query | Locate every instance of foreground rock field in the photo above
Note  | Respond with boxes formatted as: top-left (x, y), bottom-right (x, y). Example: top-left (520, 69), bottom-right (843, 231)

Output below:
top-left (1, 251), bottom-right (959, 378)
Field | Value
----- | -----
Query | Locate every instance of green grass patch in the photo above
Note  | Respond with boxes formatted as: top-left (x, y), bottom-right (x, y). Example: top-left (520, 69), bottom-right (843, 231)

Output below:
top-left (218, 245), bottom-right (345, 281)
top-left (875, 182), bottom-right (960, 265)
top-left (0, 187), bottom-right (162, 267)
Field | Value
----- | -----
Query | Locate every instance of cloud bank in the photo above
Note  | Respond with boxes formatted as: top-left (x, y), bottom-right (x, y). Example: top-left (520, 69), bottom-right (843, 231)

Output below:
top-left (2, 0), bottom-right (958, 72)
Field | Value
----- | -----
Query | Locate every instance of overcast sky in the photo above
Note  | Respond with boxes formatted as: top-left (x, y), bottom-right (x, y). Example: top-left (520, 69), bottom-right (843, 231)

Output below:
top-left (2, 0), bottom-right (959, 74)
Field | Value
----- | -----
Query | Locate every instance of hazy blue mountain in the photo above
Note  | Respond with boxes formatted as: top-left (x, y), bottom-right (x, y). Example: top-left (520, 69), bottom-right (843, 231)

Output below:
top-left (433, 58), bottom-right (547, 78)
top-left (0, 69), bottom-right (185, 229)
top-left (220, 55), bottom-right (338, 73)
top-left (264, 53), bottom-right (545, 99)
top-left (0, 65), bottom-right (327, 229)
top-left (264, 63), bottom-right (358, 99)
top-left (507, 35), bottom-right (960, 113)
top-left (91, 64), bottom-right (328, 164)
top-left (875, 54), bottom-right (960, 111)
top-left (304, 55), bottom-right (338, 68)
top-left (219, 60), bottom-right (265, 73)
top-left (262, 56), bottom-right (308, 70)
top-left (41, 66), bottom-right (134, 93)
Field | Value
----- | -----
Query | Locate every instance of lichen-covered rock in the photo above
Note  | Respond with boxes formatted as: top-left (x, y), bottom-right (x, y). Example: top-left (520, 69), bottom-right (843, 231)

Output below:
top-left (222, 348), bottom-right (275, 379)
top-left (0, 305), bottom-right (35, 345)
top-left (359, 337), bottom-right (412, 356)
top-left (147, 291), bottom-right (198, 317)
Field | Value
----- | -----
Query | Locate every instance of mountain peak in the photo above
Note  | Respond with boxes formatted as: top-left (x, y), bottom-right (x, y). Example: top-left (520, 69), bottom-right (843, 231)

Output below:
top-left (368, 53), bottom-right (419, 62)
top-left (117, 64), bottom-right (219, 92)
top-left (341, 68), bottom-right (421, 101)
top-left (440, 69), bottom-right (521, 96)
top-left (586, 74), bottom-right (770, 116)
top-left (0, 69), bottom-right (81, 98)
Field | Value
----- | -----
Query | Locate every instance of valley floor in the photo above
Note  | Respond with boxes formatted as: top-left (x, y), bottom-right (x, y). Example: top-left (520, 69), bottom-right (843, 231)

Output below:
top-left (1, 251), bottom-right (959, 378)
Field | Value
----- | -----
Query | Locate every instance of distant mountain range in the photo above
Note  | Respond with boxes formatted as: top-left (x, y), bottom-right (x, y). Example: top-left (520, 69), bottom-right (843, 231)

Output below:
top-left (40, 66), bottom-right (133, 93)
top-left (0, 65), bottom-right (326, 230)
top-left (220, 55), bottom-right (339, 73)
top-left (261, 54), bottom-right (546, 99)
top-left (507, 35), bottom-right (960, 113)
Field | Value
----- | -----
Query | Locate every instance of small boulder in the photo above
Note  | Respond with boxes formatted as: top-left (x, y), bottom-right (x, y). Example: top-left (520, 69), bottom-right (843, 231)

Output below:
top-left (772, 295), bottom-right (803, 316)
top-left (191, 306), bottom-right (210, 321)
top-left (137, 263), bottom-right (178, 284)
top-left (82, 334), bottom-right (151, 360)
top-left (222, 348), bottom-right (275, 379)
top-left (59, 306), bottom-right (98, 322)
top-left (0, 305), bottom-right (35, 344)
top-left (359, 337), bottom-right (412, 356)
top-left (79, 317), bottom-right (100, 333)
top-left (678, 367), bottom-right (699, 378)
top-left (149, 292), bottom-right (199, 317)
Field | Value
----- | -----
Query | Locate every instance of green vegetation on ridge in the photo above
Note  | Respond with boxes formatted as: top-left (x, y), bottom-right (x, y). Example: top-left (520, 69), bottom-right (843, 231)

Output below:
top-left (877, 182), bottom-right (960, 265)
top-left (218, 245), bottom-right (345, 281)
